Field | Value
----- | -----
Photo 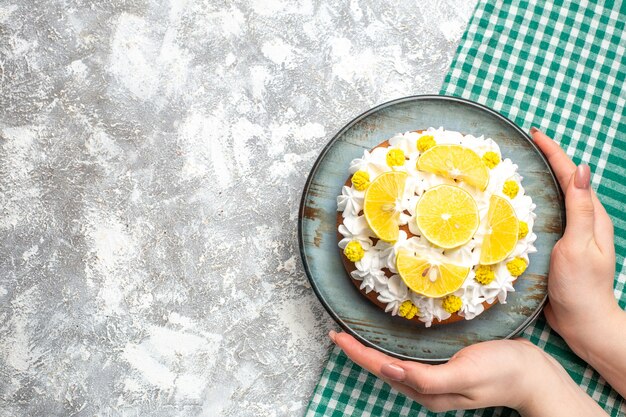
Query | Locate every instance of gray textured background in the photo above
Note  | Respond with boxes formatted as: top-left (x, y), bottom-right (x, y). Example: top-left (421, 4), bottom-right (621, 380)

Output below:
top-left (0, 1), bottom-right (476, 415)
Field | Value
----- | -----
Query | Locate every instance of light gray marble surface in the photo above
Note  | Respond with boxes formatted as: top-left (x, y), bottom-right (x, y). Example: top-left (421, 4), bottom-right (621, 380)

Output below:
top-left (0, 1), bottom-right (476, 415)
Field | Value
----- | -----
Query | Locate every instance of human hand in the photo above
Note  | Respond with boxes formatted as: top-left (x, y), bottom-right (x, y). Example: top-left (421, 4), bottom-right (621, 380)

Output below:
top-left (531, 128), bottom-right (626, 397)
top-left (329, 331), bottom-right (606, 416)
top-left (530, 128), bottom-right (620, 355)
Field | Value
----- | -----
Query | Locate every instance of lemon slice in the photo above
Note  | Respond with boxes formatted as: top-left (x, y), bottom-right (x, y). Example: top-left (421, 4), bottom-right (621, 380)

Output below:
top-left (363, 171), bottom-right (408, 242)
top-left (396, 250), bottom-right (469, 297)
top-left (417, 144), bottom-right (490, 191)
top-left (480, 195), bottom-right (519, 264)
top-left (415, 184), bottom-right (479, 248)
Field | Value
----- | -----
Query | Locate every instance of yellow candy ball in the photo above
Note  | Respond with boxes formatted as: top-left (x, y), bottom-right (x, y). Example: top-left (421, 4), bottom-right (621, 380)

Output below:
top-left (503, 180), bottom-right (520, 199)
top-left (344, 240), bottom-right (365, 262)
top-left (417, 135), bottom-right (436, 153)
top-left (442, 295), bottom-right (462, 314)
top-left (474, 265), bottom-right (496, 285)
top-left (398, 300), bottom-right (419, 320)
top-left (506, 257), bottom-right (527, 277)
top-left (386, 148), bottom-right (405, 167)
top-left (518, 221), bottom-right (529, 239)
top-left (351, 170), bottom-right (370, 191)
top-left (482, 151), bottom-right (501, 169)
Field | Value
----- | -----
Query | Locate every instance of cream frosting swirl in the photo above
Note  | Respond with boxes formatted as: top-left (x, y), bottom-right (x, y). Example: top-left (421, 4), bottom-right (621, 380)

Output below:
top-left (337, 127), bottom-right (537, 327)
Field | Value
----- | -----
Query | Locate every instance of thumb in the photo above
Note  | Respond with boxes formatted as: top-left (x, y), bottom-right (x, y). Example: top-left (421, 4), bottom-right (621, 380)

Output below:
top-left (562, 164), bottom-right (594, 244)
top-left (381, 360), bottom-right (465, 394)
top-left (543, 302), bottom-right (559, 332)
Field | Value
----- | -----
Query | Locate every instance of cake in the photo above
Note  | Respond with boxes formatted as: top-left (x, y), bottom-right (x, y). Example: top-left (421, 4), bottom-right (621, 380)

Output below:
top-left (336, 127), bottom-right (537, 327)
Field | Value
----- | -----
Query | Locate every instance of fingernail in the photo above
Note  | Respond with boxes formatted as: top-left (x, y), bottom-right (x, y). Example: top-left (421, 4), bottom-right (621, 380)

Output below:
top-left (530, 126), bottom-right (539, 135)
top-left (328, 330), bottom-right (337, 343)
top-left (574, 164), bottom-right (590, 189)
top-left (380, 363), bottom-right (406, 381)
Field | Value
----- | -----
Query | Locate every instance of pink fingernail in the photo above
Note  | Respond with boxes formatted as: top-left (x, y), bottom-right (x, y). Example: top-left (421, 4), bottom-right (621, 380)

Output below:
top-left (381, 363), bottom-right (406, 381)
top-left (530, 126), bottom-right (539, 135)
top-left (574, 164), bottom-right (590, 189)
top-left (328, 330), bottom-right (337, 343)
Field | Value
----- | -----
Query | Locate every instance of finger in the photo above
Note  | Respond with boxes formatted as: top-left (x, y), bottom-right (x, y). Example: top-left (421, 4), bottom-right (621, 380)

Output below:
top-left (530, 127), bottom-right (575, 191)
top-left (388, 360), bottom-right (470, 395)
top-left (335, 332), bottom-right (468, 395)
top-left (386, 381), bottom-right (473, 413)
top-left (530, 128), bottom-right (614, 253)
top-left (530, 128), bottom-right (608, 225)
top-left (543, 302), bottom-right (556, 331)
top-left (591, 193), bottom-right (615, 256)
top-left (334, 333), bottom-right (484, 412)
top-left (512, 336), bottom-right (534, 346)
top-left (333, 331), bottom-right (403, 377)
top-left (562, 165), bottom-right (595, 245)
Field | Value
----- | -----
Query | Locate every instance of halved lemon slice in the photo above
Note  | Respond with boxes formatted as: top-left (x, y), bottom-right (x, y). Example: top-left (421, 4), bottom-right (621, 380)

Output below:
top-left (480, 195), bottom-right (519, 264)
top-left (363, 171), bottom-right (408, 242)
top-left (396, 250), bottom-right (469, 297)
top-left (417, 144), bottom-right (489, 191)
top-left (415, 184), bottom-right (479, 248)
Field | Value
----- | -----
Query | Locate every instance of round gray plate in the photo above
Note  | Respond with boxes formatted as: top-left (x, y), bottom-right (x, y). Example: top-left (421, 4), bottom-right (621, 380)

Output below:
top-left (298, 95), bottom-right (565, 363)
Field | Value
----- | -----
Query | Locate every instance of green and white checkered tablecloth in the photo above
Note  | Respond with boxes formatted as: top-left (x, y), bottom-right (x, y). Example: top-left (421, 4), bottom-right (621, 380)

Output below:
top-left (306, 0), bottom-right (626, 416)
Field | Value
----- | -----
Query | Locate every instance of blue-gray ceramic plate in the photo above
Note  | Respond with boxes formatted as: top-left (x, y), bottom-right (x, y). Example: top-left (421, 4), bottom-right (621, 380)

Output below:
top-left (298, 95), bottom-right (565, 363)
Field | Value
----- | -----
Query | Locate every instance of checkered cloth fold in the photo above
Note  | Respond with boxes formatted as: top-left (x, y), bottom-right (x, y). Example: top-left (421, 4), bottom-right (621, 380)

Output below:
top-left (305, 0), bottom-right (626, 415)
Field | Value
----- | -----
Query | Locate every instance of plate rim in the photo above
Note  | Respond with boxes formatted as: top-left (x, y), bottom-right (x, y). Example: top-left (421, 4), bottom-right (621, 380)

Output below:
top-left (298, 94), bottom-right (565, 363)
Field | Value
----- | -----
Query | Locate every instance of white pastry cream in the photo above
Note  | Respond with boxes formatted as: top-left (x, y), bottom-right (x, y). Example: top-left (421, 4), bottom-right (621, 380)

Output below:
top-left (337, 127), bottom-right (537, 327)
